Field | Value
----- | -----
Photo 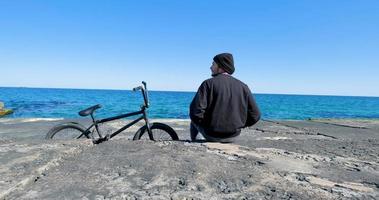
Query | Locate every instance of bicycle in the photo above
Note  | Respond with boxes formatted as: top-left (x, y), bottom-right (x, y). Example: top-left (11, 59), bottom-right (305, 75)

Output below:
top-left (45, 81), bottom-right (179, 144)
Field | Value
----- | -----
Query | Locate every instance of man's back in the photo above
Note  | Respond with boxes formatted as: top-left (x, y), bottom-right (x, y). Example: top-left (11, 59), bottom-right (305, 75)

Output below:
top-left (190, 74), bottom-right (260, 138)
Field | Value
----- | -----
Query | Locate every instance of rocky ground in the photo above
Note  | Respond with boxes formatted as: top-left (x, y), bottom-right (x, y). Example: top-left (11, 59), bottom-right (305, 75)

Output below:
top-left (0, 118), bottom-right (378, 199)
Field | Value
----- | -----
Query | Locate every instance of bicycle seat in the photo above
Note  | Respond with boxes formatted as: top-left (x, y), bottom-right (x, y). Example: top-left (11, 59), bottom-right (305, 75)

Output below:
top-left (79, 104), bottom-right (102, 117)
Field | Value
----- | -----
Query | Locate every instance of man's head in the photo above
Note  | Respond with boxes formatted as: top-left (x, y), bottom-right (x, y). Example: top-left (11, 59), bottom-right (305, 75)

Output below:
top-left (211, 53), bottom-right (235, 75)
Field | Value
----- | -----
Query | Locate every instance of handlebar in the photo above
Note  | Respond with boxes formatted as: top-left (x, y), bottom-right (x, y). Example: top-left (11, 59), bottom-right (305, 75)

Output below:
top-left (132, 86), bottom-right (143, 91)
top-left (133, 81), bottom-right (149, 108)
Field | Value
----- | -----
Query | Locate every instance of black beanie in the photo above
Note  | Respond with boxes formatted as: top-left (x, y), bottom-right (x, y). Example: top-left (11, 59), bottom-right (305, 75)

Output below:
top-left (213, 53), bottom-right (235, 74)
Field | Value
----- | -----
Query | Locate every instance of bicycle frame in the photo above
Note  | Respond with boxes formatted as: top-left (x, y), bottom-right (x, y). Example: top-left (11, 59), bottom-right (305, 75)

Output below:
top-left (79, 82), bottom-right (153, 141)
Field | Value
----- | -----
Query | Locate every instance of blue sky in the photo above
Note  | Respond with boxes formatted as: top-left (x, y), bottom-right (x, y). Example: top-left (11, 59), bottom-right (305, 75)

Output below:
top-left (0, 0), bottom-right (378, 96)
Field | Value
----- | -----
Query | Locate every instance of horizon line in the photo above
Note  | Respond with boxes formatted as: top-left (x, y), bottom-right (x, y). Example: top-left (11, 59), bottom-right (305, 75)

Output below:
top-left (1, 86), bottom-right (379, 98)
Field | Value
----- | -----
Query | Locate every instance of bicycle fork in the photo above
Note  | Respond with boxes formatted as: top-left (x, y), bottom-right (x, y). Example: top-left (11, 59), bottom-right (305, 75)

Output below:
top-left (143, 109), bottom-right (154, 140)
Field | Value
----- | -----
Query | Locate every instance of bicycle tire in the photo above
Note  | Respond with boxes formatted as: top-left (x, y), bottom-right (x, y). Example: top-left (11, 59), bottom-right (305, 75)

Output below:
top-left (133, 122), bottom-right (179, 141)
top-left (45, 122), bottom-right (90, 140)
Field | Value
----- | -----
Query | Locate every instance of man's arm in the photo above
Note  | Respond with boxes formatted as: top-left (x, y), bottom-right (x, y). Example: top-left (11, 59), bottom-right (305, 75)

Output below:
top-left (189, 82), bottom-right (208, 126)
top-left (245, 88), bottom-right (261, 127)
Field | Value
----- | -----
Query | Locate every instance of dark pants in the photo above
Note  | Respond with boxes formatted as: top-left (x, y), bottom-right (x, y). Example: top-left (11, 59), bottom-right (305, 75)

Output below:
top-left (190, 121), bottom-right (237, 143)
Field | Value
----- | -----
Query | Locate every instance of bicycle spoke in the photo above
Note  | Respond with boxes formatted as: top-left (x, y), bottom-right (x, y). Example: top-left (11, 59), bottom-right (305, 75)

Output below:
top-left (154, 129), bottom-right (171, 141)
top-left (54, 128), bottom-right (84, 139)
top-left (138, 128), bottom-right (172, 141)
top-left (133, 122), bottom-right (178, 141)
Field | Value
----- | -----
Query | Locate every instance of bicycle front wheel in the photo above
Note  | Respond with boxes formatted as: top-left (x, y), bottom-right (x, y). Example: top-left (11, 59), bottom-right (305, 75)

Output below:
top-left (45, 122), bottom-right (90, 140)
top-left (133, 122), bottom-right (179, 141)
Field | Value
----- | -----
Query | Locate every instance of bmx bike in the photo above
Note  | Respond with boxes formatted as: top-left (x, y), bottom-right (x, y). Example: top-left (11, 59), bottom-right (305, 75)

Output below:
top-left (45, 81), bottom-right (179, 144)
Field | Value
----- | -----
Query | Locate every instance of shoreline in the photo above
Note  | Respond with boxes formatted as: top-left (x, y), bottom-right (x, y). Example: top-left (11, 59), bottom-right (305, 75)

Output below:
top-left (2, 117), bottom-right (379, 121)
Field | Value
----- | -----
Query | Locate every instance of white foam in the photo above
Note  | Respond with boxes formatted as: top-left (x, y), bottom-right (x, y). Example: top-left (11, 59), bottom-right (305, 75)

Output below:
top-left (0, 118), bottom-right (64, 124)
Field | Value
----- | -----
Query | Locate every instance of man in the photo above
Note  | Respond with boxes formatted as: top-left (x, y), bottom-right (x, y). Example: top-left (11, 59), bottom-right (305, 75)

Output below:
top-left (189, 53), bottom-right (261, 142)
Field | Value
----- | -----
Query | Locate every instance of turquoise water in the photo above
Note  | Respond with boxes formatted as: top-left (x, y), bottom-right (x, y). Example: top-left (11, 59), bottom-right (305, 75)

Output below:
top-left (1, 87), bottom-right (379, 120)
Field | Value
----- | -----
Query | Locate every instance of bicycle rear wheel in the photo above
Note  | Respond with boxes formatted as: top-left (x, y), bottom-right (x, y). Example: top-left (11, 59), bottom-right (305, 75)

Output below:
top-left (45, 122), bottom-right (90, 140)
top-left (133, 122), bottom-right (179, 141)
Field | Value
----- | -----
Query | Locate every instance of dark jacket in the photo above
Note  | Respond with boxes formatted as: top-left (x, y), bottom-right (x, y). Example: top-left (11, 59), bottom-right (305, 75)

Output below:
top-left (190, 74), bottom-right (261, 138)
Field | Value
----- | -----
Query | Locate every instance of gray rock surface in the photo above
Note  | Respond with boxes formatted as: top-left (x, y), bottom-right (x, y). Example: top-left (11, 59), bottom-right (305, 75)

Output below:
top-left (1, 118), bottom-right (379, 199)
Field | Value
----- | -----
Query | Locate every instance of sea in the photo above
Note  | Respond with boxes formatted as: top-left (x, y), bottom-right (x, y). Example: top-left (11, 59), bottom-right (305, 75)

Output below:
top-left (1, 87), bottom-right (379, 120)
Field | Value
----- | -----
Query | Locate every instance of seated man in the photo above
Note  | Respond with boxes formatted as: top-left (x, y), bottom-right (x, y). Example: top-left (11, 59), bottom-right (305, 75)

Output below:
top-left (189, 53), bottom-right (261, 142)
